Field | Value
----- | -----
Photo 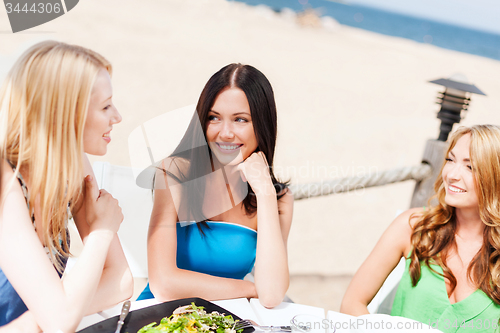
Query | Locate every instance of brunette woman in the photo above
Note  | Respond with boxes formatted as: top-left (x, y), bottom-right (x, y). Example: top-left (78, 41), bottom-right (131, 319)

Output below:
top-left (138, 64), bottom-right (293, 308)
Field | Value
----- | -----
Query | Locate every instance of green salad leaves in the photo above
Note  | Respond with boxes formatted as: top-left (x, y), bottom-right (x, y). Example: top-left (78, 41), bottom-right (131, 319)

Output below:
top-left (137, 303), bottom-right (244, 333)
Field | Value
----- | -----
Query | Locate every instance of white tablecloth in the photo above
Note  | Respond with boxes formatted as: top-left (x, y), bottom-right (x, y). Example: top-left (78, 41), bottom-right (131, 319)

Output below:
top-left (78, 298), bottom-right (442, 333)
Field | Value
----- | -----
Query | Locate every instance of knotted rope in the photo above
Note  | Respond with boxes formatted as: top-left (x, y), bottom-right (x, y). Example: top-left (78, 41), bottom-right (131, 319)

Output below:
top-left (290, 163), bottom-right (432, 200)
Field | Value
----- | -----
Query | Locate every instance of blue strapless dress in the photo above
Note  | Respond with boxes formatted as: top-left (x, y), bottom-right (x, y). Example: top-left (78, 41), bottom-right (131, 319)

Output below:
top-left (0, 257), bottom-right (67, 326)
top-left (137, 221), bottom-right (257, 300)
top-left (0, 269), bottom-right (28, 326)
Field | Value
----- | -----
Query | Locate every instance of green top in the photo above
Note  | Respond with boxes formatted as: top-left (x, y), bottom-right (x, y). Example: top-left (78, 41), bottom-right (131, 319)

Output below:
top-left (391, 256), bottom-right (500, 332)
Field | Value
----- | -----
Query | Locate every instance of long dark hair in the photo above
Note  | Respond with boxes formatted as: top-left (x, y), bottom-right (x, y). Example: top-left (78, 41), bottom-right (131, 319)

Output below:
top-left (159, 63), bottom-right (288, 228)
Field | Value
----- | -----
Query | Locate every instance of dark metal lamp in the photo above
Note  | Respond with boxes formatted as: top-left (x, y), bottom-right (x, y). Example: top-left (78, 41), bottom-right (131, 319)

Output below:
top-left (429, 74), bottom-right (486, 141)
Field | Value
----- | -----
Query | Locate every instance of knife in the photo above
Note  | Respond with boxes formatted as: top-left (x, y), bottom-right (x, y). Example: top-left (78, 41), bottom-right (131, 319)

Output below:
top-left (114, 300), bottom-right (131, 333)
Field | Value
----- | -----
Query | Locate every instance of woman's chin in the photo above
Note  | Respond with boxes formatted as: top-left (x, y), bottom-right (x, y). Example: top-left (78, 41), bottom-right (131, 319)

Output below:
top-left (83, 146), bottom-right (107, 156)
top-left (212, 151), bottom-right (243, 166)
top-left (218, 156), bottom-right (243, 166)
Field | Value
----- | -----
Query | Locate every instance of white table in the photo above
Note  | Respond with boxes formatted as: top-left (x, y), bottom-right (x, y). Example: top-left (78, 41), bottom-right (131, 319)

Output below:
top-left (78, 298), bottom-right (441, 333)
top-left (77, 298), bottom-right (325, 332)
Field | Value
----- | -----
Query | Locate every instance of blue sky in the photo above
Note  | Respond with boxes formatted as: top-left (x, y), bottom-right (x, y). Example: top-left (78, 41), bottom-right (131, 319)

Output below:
top-left (345, 0), bottom-right (500, 35)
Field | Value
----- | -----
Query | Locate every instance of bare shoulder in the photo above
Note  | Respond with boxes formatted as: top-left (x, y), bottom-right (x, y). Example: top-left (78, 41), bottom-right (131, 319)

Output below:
top-left (150, 157), bottom-right (187, 192)
top-left (160, 157), bottom-right (189, 179)
top-left (393, 207), bottom-right (425, 229)
top-left (388, 207), bottom-right (425, 257)
top-left (0, 160), bottom-right (29, 224)
top-left (150, 158), bottom-right (185, 226)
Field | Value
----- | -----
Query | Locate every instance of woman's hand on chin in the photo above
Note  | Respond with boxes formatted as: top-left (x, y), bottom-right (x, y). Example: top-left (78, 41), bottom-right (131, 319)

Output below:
top-left (237, 152), bottom-right (276, 197)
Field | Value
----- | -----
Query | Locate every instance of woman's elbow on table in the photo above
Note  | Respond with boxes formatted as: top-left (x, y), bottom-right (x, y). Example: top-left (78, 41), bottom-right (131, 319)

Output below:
top-left (149, 288), bottom-right (178, 303)
top-left (258, 294), bottom-right (284, 309)
top-left (256, 276), bottom-right (289, 308)
top-left (339, 298), bottom-right (352, 314)
top-left (340, 296), bottom-right (369, 316)
top-left (257, 284), bottom-right (288, 309)
top-left (148, 275), bottom-right (183, 302)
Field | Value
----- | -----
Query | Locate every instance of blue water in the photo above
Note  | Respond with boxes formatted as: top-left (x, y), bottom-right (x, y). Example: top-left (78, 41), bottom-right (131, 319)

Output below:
top-left (230, 0), bottom-right (500, 61)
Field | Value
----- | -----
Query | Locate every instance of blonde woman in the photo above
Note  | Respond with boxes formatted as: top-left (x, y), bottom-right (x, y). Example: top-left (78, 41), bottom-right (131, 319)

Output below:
top-left (341, 125), bottom-right (500, 332)
top-left (0, 41), bottom-right (133, 332)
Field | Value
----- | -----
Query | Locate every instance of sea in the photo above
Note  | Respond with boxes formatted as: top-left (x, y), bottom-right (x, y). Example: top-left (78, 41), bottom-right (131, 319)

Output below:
top-left (229, 0), bottom-right (500, 61)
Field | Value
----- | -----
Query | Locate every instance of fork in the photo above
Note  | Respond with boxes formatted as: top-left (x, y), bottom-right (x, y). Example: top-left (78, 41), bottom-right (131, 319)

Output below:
top-left (114, 300), bottom-right (131, 333)
top-left (233, 319), bottom-right (293, 332)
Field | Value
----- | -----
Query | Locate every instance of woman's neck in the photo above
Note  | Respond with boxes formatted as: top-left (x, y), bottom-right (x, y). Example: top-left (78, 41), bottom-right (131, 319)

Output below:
top-left (212, 159), bottom-right (242, 186)
top-left (208, 159), bottom-right (247, 206)
top-left (454, 207), bottom-right (484, 240)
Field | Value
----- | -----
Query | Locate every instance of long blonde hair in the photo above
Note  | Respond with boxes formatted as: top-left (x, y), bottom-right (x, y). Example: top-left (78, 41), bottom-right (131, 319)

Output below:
top-left (0, 41), bottom-right (112, 272)
top-left (410, 125), bottom-right (500, 304)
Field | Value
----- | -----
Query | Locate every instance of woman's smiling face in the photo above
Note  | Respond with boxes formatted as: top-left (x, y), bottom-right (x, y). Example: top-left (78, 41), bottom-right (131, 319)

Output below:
top-left (442, 133), bottom-right (479, 210)
top-left (83, 68), bottom-right (122, 156)
top-left (206, 87), bottom-right (258, 165)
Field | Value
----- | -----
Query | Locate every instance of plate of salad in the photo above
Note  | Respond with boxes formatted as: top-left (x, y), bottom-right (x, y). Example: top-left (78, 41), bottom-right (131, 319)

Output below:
top-left (77, 297), bottom-right (254, 333)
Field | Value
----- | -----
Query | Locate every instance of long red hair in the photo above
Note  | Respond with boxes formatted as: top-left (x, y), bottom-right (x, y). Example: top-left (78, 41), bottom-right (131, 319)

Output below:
top-left (409, 125), bottom-right (500, 304)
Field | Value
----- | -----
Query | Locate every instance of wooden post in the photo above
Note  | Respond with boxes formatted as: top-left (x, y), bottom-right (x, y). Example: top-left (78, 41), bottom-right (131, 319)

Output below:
top-left (410, 139), bottom-right (448, 208)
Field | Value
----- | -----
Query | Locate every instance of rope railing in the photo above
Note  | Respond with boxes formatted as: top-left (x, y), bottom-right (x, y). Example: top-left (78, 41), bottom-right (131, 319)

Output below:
top-left (290, 163), bottom-right (432, 201)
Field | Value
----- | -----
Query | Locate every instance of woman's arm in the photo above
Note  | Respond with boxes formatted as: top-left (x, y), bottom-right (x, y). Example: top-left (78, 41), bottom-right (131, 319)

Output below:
top-left (237, 151), bottom-right (292, 308)
top-left (0, 161), bottom-right (124, 333)
top-left (253, 188), bottom-right (293, 308)
top-left (340, 208), bottom-right (420, 316)
top-left (148, 166), bottom-right (257, 302)
top-left (70, 155), bottom-right (133, 314)
top-left (0, 312), bottom-right (40, 333)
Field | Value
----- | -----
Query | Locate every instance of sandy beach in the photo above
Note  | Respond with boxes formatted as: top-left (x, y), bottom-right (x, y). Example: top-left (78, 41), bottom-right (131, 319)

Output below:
top-left (1, 0), bottom-right (500, 311)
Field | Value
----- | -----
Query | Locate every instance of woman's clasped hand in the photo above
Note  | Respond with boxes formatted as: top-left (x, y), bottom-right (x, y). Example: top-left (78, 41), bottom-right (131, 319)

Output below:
top-left (84, 175), bottom-right (124, 236)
